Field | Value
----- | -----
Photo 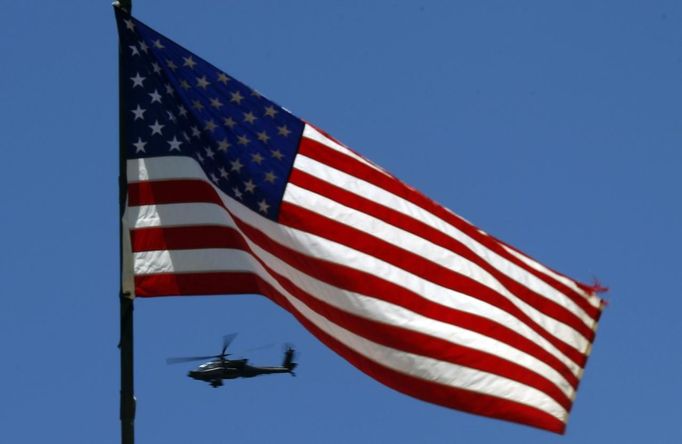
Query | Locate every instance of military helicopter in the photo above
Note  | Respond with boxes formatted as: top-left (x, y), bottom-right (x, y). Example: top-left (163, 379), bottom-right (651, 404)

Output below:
top-left (166, 334), bottom-right (298, 388)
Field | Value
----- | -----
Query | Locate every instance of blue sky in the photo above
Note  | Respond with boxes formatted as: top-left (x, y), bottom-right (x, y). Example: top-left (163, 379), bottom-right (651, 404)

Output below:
top-left (1, 1), bottom-right (681, 442)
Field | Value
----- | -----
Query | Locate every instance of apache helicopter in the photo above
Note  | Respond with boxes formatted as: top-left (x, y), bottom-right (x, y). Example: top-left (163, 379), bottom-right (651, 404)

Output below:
top-left (166, 334), bottom-right (298, 388)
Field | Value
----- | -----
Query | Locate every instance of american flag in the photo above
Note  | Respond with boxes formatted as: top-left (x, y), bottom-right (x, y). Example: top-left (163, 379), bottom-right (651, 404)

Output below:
top-left (116, 7), bottom-right (605, 434)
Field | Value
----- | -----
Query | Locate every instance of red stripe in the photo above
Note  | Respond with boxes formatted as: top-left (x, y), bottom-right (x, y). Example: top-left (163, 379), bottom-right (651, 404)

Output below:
top-left (287, 169), bottom-right (596, 343)
top-left (135, 271), bottom-right (261, 297)
top-left (132, 223), bottom-right (580, 389)
top-left (129, 180), bottom-right (221, 206)
top-left (139, 269), bottom-right (566, 433)
top-left (130, 225), bottom-right (243, 252)
top-left (128, 178), bottom-right (587, 370)
top-left (298, 136), bottom-right (602, 320)
top-left (134, 226), bottom-right (574, 412)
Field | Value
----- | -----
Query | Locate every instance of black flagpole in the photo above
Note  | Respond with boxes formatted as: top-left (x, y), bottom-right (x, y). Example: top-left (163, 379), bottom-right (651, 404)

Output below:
top-left (117, 1), bottom-right (135, 443)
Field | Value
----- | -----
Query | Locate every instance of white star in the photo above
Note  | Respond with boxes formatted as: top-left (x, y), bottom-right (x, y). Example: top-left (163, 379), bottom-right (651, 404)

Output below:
top-left (148, 89), bottom-right (162, 103)
top-left (191, 126), bottom-right (201, 138)
top-left (244, 179), bottom-right (256, 193)
top-left (183, 56), bottom-right (197, 69)
top-left (230, 91), bottom-right (244, 104)
top-left (210, 97), bottom-right (223, 109)
top-left (130, 72), bottom-right (145, 88)
top-left (129, 45), bottom-right (139, 56)
top-left (138, 41), bottom-right (149, 53)
top-left (153, 39), bottom-right (165, 49)
top-left (204, 119), bottom-right (217, 132)
top-left (164, 83), bottom-right (174, 95)
top-left (233, 187), bottom-right (243, 199)
top-left (151, 62), bottom-right (162, 74)
top-left (219, 167), bottom-right (229, 178)
top-left (243, 112), bottom-right (257, 124)
top-left (277, 125), bottom-right (291, 137)
top-left (251, 153), bottom-right (264, 164)
top-left (223, 117), bottom-right (236, 129)
top-left (250, 89), bottom-right (262, 98)
top-left (131, 105), bottom-right (146, 120)
top-left (210, 173), bottom-right (219, 183)
top-left (124, 18), bottom-right (135, 31)
top-left (271, 149), bottom-right (284, 160)
top-left (196, 75), bottom-right (210, 89)
top-left (133, 137), bottom-right (147, 153)
top-left (257, 199), bottom-right (270, 214)
top-left (264, 105), bottom-right (278, 118)
top-left (166, 59), bottom-right (177, 71)
top-left (177, 105), bottom-right (188, 117)
top-left (192, 99), bottom-right (204, 110)
top-left (217, 72), bottom-right (230, 84)
top-left (166, 110), bottom-right (176, 122)
top-left (217, 138), bottom-right (230, 152)
top-left (265, 171), bottom-right (278, 183)
top-left (256, 131), bottom-right (270, 143)
top-left (149, 120), bottom-right (165, 136)
top-left (197, 152), bottom-right (204, 163)
top-left (237, 134), bottom-right (250, 146)
top-left (230, 158), bottom-right (244, 172)
top-left (168, 136), bottom-right (182, 151)
top-left (180, 80), bottom-right (191, 90)
top-left (204, 147), bottom-right (215, 158)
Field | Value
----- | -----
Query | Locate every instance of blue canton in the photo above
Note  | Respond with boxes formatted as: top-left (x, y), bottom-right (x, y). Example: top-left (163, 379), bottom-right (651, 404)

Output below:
top-left (116, 9), bottom-right (304, 220)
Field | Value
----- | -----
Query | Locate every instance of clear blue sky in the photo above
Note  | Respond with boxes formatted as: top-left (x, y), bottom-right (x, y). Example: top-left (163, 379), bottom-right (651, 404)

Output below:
top-left (1, 1), bottom-right (680, 442)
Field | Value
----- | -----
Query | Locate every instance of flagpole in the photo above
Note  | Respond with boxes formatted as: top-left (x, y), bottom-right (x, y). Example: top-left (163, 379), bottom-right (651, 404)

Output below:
top-left (117, 1), bottom-right (135, 444)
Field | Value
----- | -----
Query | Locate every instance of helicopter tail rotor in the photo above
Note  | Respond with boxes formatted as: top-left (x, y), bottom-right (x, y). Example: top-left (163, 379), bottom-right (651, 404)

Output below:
top-left (282, 344), bottom-right (297, 375)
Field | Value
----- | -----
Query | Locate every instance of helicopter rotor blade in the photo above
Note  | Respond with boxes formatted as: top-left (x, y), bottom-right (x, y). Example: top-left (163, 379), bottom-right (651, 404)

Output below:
top-left (166, 355), bottom-right (219, 365)
top-left (221, 333), bottom-right (238, 356)
top-left (234, 343), bottom-right (275, 355)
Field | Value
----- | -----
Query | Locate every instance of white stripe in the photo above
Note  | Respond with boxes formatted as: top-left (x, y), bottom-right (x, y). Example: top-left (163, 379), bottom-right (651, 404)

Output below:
top-left (128, 202), bottom-right (236, 229)
top-left (127, 156), bottom-right (205, 182)
top-left (293, 154), bottom-right (598, 332)
top-left (133, 248), bottom-right (253, 275)
top-left (133, 247), bottom-right (568, 421)
top-left (502, 245), bottom-right (602, 308)
top-left (128, 198), bottom-right (583, 376)
top-left (302, 124), bottom-right (392, 177)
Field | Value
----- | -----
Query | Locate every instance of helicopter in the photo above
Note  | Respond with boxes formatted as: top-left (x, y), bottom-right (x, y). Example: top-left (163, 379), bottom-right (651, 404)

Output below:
top-left (166, 334), bottom-right (298, 388)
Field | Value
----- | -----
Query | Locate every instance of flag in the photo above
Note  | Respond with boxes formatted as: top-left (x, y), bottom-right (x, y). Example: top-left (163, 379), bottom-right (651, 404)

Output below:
top-left (115, 7), bottom-right (605, 434)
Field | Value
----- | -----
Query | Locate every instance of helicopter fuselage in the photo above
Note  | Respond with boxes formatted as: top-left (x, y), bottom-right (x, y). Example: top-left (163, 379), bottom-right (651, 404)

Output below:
top-left (188, 351), bottom-right (297, 387)
top-left (168, 336), bottom-right (297, 388)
